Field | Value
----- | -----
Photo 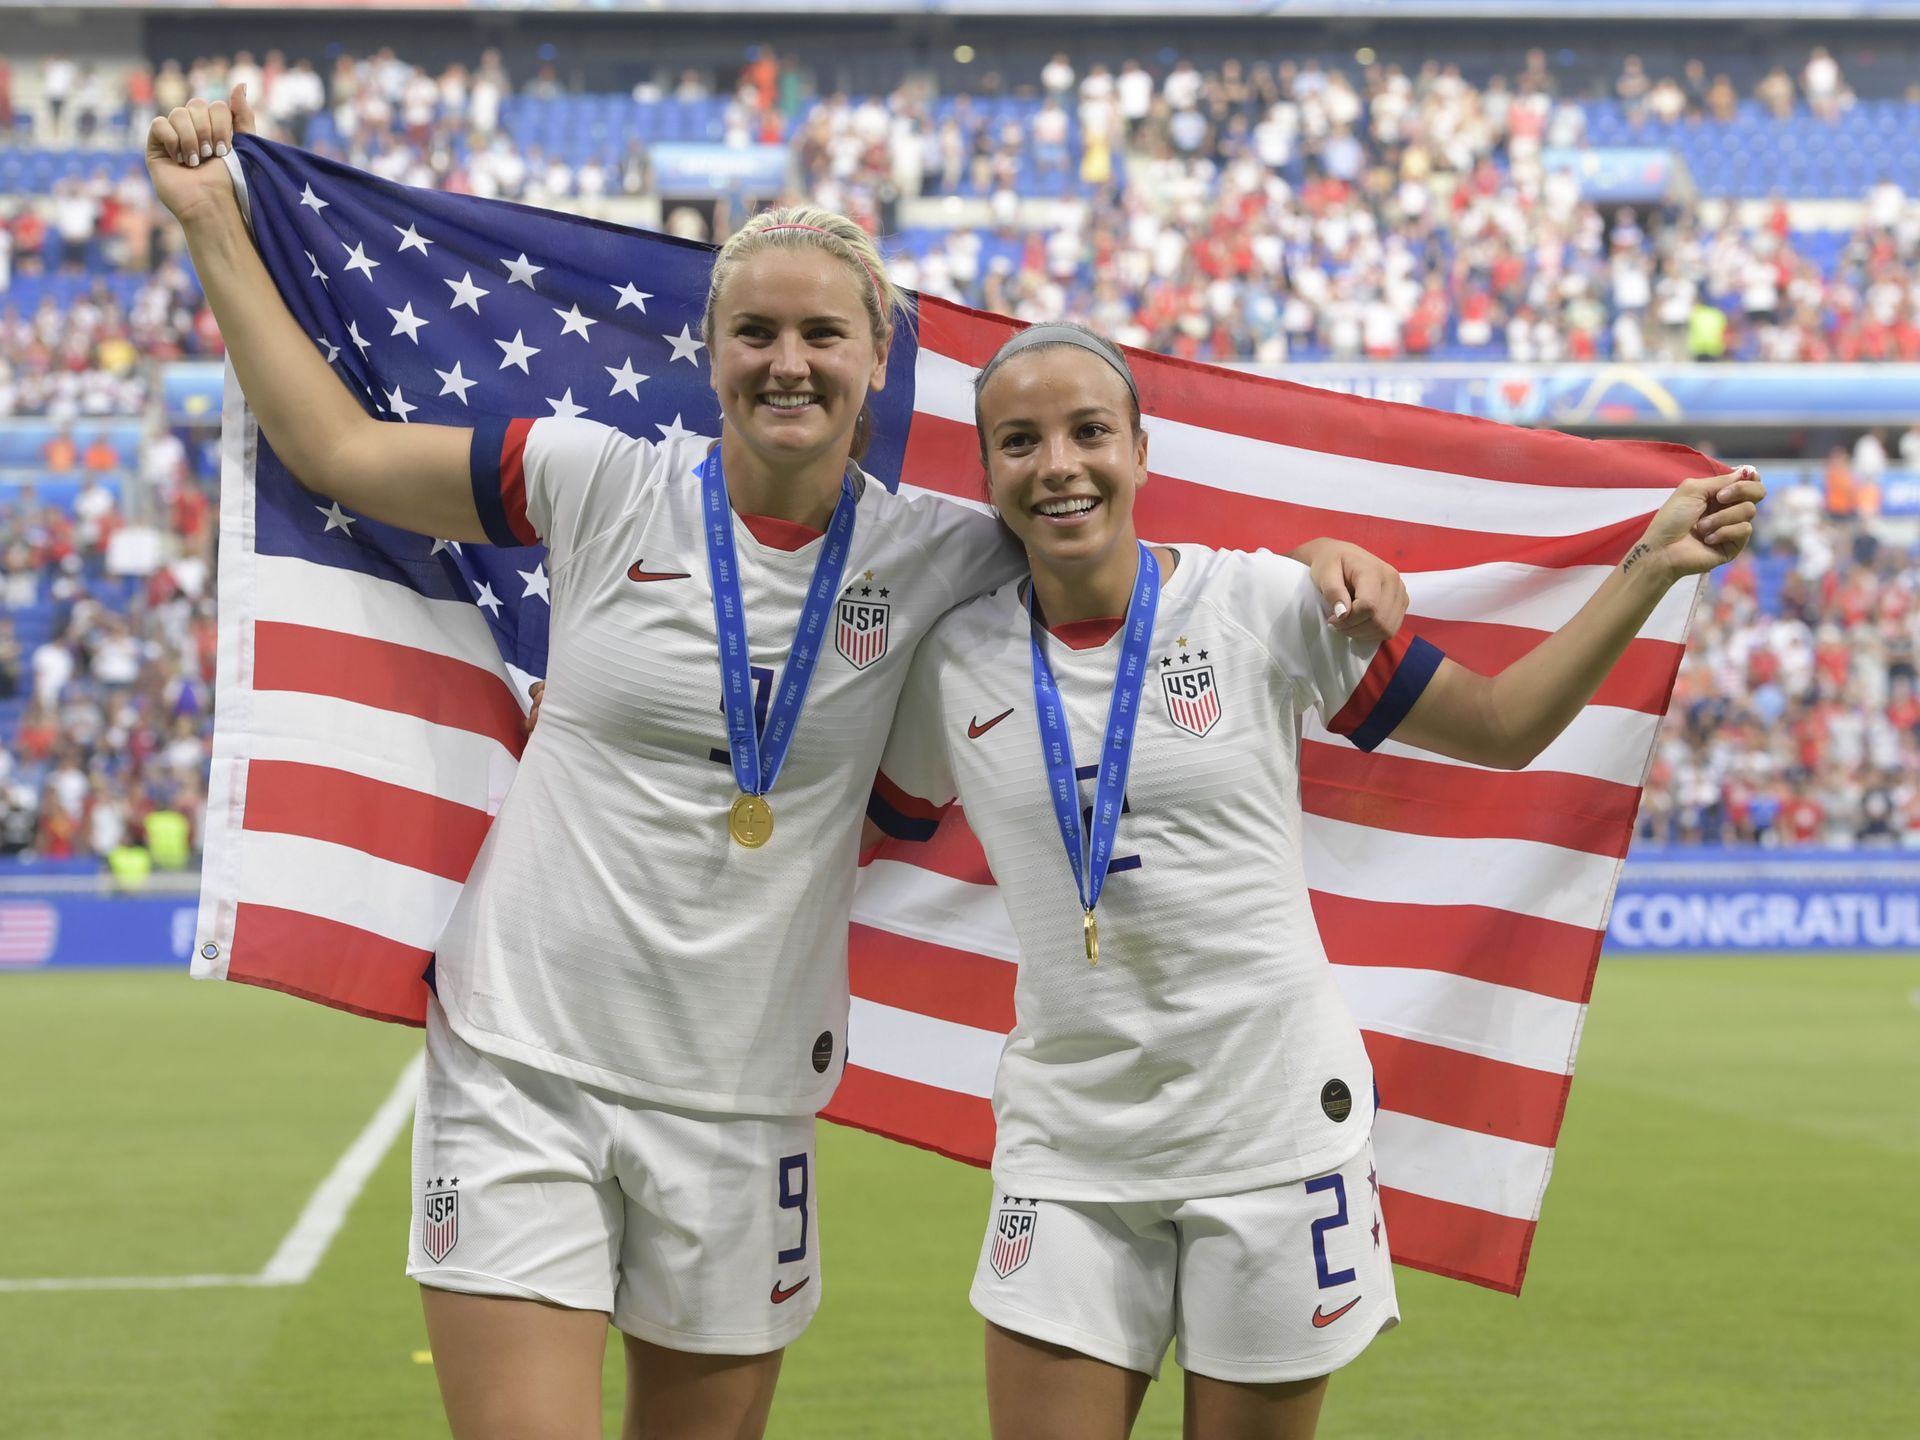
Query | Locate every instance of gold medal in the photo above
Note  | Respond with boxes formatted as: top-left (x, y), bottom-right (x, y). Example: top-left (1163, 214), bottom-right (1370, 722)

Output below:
top-left (1083, 910), bottom-right (1099, 966)
top-left (729, 793), bottom-right (774, 848)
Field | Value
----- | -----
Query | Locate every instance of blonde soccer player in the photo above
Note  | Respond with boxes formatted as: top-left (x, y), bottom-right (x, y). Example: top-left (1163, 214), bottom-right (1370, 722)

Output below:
top-left (870, 323), bottom-right (1765, 1440)
top-left (148, 93), bottom-right (1413, 1440)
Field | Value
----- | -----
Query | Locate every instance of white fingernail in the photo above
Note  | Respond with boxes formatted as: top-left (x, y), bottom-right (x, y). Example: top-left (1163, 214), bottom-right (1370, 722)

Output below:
top-left (201, 142), bottom-right (213, 158)
top-left (188, 152), bottom-right (200, 167)
top-left (1333, 602), bottom-right (1349, 620)
top-left (215, 142), bottom-right (228, 157)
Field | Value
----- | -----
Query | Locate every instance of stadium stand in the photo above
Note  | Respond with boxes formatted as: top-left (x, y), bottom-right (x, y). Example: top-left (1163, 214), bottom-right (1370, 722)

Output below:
top-left (3, 35), bottom-right (1919, 864)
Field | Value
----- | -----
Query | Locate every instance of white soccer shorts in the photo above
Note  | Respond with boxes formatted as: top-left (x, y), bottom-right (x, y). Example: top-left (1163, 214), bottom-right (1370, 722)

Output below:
top-left (407, 997), bottom-right (820, 1354)
top-left (971, 1139), bottom-right (1398, 1384)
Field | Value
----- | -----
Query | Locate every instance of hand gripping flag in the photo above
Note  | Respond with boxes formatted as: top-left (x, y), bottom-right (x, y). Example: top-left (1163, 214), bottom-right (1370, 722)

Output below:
top-left (195, 135), bottom-right (1711, 1293)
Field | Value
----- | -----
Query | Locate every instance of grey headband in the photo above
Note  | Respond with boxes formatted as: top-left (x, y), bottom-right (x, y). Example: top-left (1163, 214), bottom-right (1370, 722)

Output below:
top-left (976, 324), bottom-right (1140, 406)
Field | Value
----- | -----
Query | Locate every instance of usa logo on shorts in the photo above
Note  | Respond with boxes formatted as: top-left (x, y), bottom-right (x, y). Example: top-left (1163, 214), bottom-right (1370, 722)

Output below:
top-left (1161, 665), bottom-right (1221, 737)
top-left (836, 594), bottom-right (890, 669)
top-left (422, 1177), bottom-right (460, 1264)
top-left (989, 1198), bottom-right (1037, 1279)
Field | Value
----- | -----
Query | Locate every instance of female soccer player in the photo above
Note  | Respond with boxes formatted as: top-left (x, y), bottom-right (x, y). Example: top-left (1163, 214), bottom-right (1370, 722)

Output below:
top-left (148, 95), bottom-right (1410, 1440)
top-left (871, 324), bottom-right (1765, 1440)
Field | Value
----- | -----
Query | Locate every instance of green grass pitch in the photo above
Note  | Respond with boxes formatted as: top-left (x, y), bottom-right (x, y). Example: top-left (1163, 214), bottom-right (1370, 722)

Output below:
top-left (1, 954), bottom-right (1915, 1438)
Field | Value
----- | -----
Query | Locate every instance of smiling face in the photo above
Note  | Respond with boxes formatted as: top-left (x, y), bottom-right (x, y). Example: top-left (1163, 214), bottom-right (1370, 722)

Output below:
top-left (977, 346), bottom-right (1148, 587)
top-left (708, 248), bottom-right (889, 477)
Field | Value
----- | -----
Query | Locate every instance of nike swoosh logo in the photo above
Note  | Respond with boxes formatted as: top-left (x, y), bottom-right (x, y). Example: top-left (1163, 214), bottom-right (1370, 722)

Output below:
top-left (770, 1276), bottom-right (812, 1304)
top-left (968, 708), bottom-right (1015, 739)
top-left (628, 560), bottom-right (691, 582)
top-left (1311, 1296), bottom-right (1361, 1328)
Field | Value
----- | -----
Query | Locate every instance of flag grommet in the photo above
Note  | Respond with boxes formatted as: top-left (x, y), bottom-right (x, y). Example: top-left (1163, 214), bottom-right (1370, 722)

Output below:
top-left (200, 942), bottom-right (221, 961)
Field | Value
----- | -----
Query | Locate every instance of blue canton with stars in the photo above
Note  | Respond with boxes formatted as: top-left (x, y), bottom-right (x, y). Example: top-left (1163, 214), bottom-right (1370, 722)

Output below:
top-left (235, 134), bottom-right (921, 682)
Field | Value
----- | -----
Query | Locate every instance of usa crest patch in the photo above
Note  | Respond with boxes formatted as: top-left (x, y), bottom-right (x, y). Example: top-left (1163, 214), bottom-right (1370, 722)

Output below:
top-left (989, 1198), bottom-right (1037, 1279)
top-left (836, 595), bottom-right (890, 669)
top-left (422, 1177), bottom-right (460, 1264)
top-left (1161, 665), bottom-right (1221, 737)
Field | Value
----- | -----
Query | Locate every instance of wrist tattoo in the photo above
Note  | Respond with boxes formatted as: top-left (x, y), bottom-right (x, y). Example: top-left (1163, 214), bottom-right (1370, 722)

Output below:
top-left (1621, 542), bottom-right (1653, 574)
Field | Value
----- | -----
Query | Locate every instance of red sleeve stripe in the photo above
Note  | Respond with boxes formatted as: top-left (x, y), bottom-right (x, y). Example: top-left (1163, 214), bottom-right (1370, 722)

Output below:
top-left (497, 417), bottom-right (538, 545)
top-left (1328, 630), bottom-right (1412, 739)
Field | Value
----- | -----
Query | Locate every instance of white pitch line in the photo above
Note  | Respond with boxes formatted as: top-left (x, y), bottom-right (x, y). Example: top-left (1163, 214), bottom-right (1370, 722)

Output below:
top-left (0, 1054), bottom-right (422, 1295)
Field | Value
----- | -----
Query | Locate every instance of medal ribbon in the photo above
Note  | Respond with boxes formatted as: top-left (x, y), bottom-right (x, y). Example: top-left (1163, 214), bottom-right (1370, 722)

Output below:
top-left (1028, 542), bottom-right (1160, 923)
top-left (701, 449), bottom-right (859, 801)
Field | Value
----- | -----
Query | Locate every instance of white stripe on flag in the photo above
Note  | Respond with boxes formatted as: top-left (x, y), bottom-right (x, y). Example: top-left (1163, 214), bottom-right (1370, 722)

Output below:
top-left (1404, 562), bottom-right (1693, 642)
top-left (1373, 1109), bottom-right (1554, 1220)
top-left (848, 997), bottom-right (1005, 1096)
top-left (1304, 705), bottom-right (1659, 788)
top-left (852, 860), bottom-right (1021, 963)
top-left (237, 831), bottom-right (462, 951)
top-left (913, 351), bottom-right (1677, 537)
top-left (256, 552), bottom-right (510, 676)
top-left (1335, 966), bottom-right (1583, 1074)
top-left (1303, 817), bottom-right (1618, 928)
top-left (245, 691), bottom-right (519, 811)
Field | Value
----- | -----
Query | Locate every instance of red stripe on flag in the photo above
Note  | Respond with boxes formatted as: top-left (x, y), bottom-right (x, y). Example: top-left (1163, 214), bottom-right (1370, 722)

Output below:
top-left (918, 297), bottom-right (1716, 493)
top-left (500, 416), bottom-right (539, 546)
top-left (866, 812), bottom-right (995, 887)
top-left (1380, 1185), bottom-right (1536, 1294)
top-left (253, 622), bottom-right (526, 756)
top-left (850, 925), bottom-right (1017, 1032)
top-left (1366, 1032), bottom-right (1570, 1148)
top-left (242, 760), bottom-right (493, 882)
top-left (1312, 892), bottom-right (1601, 1005)
top-left (822, 1064), bottom-right (996, 1168)
top-left (227, 902), bottom-right (431, 1025)
top-left (1302, 741), bottom-right (1642, 859)
top-left (901, 409), bottom-right (1663, 576)
top-left (1409, 616), bottom-right (1682, 715)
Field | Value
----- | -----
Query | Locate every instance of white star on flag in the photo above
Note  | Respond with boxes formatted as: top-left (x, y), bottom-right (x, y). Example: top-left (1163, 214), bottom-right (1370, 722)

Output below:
top-left (316, 501), bottom-right (356, 534)
top-left (517, 564), bottom-right (551, 603)
top-left (387, 302), bottom-right (429, 342)
top-left (341, 241), bottom-right (381, 280)
top-left (495, 330), bottom-right (541, 373)
top-left (665, 324), bottom-right (707, 365)
top-left (315, 335), bottom-right (340, 364)
top-left (435, 361), bottom-right (477, 403)
top-left (298, 183), bottom-right (328, 212)
top-left (394, 223), bottom-right (435, 256)
top-left (656, 413), bottom-right (698, 444)
top-left (554, 304), bottom-right (598, 341)
top-left (305, 250), bottom-right (329, 286)
top-left (605, 357), bottom-right (649, 399)
top-left (502, 252), bottom-right (544, 288)
top-left (431, 538), bottom-right (463, 556)
top-left (546, 389), bottom-right (587, 421)
top-left (611, 282), bottom-right (652, 313)
top-left (384, 386), bottom-right (417, 422)
top-left (348, 321), bottom-right (372, 357)
top-left (473, 581), bottom-right (503, 615)
top-left (445, 272), bottom-right (490, 313)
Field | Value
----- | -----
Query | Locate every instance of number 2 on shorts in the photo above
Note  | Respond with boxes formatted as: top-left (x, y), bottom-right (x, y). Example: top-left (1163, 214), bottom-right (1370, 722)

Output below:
top-left (777, 1153), bottom-right (809, 1263)
top-left (1304, 1173), bottom-right (1357, 1289)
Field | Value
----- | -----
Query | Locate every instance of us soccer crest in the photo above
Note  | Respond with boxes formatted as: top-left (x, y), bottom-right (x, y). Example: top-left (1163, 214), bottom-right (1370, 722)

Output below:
top-left (836, 572), bottom-right (891, 669)
top-left (422, 1177), bottom-right (460, 1264)
top-left (989, 1198), bottom-right (1037, 1279)
top-left (1160, 655), bottom-right (1222, 737)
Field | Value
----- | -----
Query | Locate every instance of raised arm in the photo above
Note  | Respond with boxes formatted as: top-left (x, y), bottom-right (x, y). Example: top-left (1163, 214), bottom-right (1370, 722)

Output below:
top-left (1288, 538), bottom-right (1408, 644)
top-left (148, 87), bottom-right (485, 542)
top-left (1393, 468), bottom-right (1765, 770)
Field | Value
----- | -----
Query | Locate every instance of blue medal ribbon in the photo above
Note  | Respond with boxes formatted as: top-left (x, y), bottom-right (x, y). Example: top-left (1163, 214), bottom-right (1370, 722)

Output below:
top-left (701, 448), bottom-right (859, 804)
top-left (1028, 542), bottom-right (1160, 959)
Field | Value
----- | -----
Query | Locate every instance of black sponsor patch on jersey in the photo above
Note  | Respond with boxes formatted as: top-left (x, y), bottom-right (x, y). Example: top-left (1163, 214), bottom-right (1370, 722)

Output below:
top-left (812, 1031), bottom-right (834, 1073)
top-left (1321, 1078), bottom-right (1353, 1122)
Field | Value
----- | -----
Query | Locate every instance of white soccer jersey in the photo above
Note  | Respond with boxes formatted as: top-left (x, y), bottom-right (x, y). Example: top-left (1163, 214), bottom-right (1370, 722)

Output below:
top-left (876, 546), bottom-right (1444, 1201)
top-left (434, 416), bottom-right (1021, 1115)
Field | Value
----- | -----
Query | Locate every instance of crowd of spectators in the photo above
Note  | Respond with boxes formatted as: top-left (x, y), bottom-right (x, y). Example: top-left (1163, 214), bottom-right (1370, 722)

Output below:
top-left (0, 423), bottom-right (213, 866)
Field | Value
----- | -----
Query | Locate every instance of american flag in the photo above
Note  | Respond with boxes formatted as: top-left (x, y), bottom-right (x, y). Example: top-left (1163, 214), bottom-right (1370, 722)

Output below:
top-left (194, 135), bottom-right (1709, 1294)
